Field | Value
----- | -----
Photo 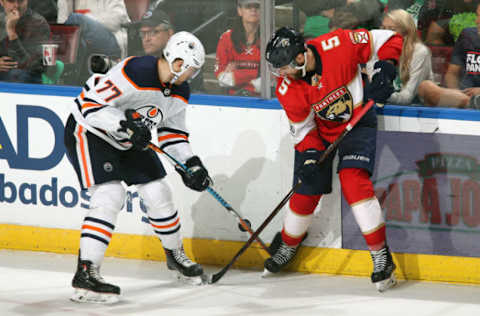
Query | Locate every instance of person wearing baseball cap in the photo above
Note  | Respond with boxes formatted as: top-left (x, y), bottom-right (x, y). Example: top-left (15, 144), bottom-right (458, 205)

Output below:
top-left (237, 0), bottom-right (261, 7)
top-left (138, 8), bottom-right (174, 56)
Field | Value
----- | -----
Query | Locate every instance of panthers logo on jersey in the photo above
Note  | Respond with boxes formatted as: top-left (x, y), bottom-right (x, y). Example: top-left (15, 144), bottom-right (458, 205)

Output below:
top-left (311, 87), bottom-right (353, 122)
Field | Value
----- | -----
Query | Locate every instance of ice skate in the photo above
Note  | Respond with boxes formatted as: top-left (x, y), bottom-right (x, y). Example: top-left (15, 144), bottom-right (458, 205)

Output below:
top-left (263, 233), bottom-right (298, 277)
top-left (70, 258), bottom-right (120, 304)
top-left (164, 247), bottom-right (205, 285)
top-left (370, 246), bottom-right (397, 292)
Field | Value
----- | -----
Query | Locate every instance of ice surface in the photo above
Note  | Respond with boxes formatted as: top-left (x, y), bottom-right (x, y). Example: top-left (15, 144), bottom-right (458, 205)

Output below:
top-left (1, 249), bottom-right (479, 316)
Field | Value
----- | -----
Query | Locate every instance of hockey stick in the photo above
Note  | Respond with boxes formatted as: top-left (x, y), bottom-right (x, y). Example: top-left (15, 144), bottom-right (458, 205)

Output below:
top-left (148, 142), bottom-right (273, 255)
top-left (208, 99), bottom-right (376, 284)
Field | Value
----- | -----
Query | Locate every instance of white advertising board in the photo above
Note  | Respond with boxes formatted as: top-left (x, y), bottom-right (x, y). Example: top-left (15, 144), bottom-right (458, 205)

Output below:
top-left (0, 91), bottom-right (342, 248)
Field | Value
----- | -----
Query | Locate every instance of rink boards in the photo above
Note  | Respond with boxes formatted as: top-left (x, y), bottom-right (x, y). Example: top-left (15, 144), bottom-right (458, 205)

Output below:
top-left (1, 82), bottom-right (480, 285)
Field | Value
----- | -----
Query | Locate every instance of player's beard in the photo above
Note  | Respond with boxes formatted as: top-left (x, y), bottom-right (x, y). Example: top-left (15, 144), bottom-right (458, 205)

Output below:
top-left (290, 68), bottom-right (304, 80)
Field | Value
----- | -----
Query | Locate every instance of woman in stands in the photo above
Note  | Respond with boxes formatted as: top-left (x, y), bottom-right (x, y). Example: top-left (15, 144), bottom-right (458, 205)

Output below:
top-left (214, 0), bottom-right (261, 96)
top-left (380, 9), bottom-right (434, 105)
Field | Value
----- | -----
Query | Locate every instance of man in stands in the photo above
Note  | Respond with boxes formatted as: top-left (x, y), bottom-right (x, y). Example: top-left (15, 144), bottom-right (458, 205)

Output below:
top-left (0, 0), bottom-right (50, 83)
top-left (138, 8), bottom-right (174, 57)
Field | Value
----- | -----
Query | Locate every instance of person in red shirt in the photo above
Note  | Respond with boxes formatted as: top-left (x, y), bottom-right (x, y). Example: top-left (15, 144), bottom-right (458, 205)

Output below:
top-left (214, 0), bottom-right (261, 96)
top-left (263, 27), bottom-right (403, 292)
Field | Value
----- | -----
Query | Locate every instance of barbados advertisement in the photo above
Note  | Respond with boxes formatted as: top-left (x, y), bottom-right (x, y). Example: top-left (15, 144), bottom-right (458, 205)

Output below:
top-left (342, 131), bottom-right (480, 257)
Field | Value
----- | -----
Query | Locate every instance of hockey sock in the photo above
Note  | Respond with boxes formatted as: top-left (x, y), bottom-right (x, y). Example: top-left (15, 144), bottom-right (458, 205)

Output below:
top-left (80, 207), bottom-right (118, 266)
top-left (137, 178), bottom-right (182, 250)
top-left (80, 182), bottom-right (125, 266)
top-left (148, 209), bottom-right (182, 250)
top-left (340, 168), bottom-right (386, 251)
top-left (282, 193), bottom-right (321, 246)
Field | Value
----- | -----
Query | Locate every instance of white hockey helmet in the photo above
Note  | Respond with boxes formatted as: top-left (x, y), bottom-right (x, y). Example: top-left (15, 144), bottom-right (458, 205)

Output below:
top-left (163, 31), bottom-right (205, 83)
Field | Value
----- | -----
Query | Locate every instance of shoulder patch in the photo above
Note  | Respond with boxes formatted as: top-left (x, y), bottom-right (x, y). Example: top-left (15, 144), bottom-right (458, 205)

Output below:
top-left (349, 31), bottom-right (369, 44)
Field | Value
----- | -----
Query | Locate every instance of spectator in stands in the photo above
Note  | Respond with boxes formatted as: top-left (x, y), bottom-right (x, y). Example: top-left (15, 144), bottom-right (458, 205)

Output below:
top-left (57, 0), bottom-right (129, 84)
top-left (381, 9), bottom-right (433, 105)
top-left (138, 8), bottom-right (174, 57)
top-left (419, 0), bottom-right (479, 46)
top-left (417, 2), bottom-right (480, 108)
top-left (57, 0), bottom-right (129, 58)
top-left (215, 0), bottom-right (261, 96)
top-left (0, 0), bottom-right (50, 84)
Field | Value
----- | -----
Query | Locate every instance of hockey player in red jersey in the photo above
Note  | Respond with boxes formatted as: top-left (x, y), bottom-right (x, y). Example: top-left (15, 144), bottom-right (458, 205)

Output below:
top-left (64, 31), bottom-right (210, 303)
top-left (263, 27), bottom-right (403, 292)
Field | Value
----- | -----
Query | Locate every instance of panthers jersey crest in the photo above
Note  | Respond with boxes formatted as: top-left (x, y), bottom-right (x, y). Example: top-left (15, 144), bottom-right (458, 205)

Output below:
top-left (311, 87), bottom-right (353, 122)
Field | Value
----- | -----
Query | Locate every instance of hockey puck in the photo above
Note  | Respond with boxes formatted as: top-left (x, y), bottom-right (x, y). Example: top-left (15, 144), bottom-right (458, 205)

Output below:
top-left (238, 219), bottom-right (251, 232)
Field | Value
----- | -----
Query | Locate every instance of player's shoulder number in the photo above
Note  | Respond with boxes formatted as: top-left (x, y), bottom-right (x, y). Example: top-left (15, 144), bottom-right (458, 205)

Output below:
top-left (95, 78), bottom-right (123, 102)
top-left (278, 77), bottom-right (292, 96)
top-left (321, 35), bottom-right (340, 51)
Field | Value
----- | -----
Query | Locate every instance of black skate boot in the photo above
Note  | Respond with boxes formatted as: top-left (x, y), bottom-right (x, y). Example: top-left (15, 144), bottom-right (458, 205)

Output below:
top-left (263, 232), bottom-right (299, 276)
top-left (71, 257), bottom-right (120, 303)
top-left (164, 247), bottom-right (205, 285)
top-left (370, 246), bottom-right (397, 292)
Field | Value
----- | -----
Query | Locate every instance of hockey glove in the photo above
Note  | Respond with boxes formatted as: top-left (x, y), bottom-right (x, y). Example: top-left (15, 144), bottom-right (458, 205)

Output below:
top-left (176, 156), bottom-right (211, 192)
top-left (119, 109), bottom-right (151, 150)
top-left (297, 149), bottom-right (323, 186)
top-left (364, 60), bottom-right (397, 104)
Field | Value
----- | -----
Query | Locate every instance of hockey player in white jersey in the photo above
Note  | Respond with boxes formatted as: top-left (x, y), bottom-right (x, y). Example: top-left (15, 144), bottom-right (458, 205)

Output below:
top-left (64, 31), bottom-right (209, 303)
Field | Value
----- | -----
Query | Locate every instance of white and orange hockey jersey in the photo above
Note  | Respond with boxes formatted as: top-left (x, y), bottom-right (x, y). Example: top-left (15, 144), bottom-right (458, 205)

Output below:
top-left (70, 55), bottom-right (194, 163)
top-left (275, 29), bottom-right (403, 152)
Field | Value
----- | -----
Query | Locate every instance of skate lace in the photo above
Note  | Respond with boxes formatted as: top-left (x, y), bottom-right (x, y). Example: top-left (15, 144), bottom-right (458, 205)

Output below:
top-left (371, 248), bottom-right (388, 273)
top-left (272, 243), bottom-right (296, 265)
top-left (89, 264), bottom-right (105, 282)
top-left (173, 248), bottom-right (195, 267)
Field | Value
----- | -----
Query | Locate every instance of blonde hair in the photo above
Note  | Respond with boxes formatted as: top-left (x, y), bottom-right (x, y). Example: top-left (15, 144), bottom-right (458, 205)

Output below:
top-left (384, 9), bottom-right (419, 85)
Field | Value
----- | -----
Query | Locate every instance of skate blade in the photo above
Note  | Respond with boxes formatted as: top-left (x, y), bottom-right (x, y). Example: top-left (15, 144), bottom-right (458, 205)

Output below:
top-left (261, 268), bottom-right (275, 278)
top-left (375, 274), bottom-right (397, 292)
top-left (170, 270), bottom-right (206, 285)
top-left (70, 288), bottom-right (120, 304)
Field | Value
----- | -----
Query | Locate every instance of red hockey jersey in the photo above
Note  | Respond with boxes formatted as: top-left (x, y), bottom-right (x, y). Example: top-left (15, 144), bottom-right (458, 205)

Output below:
top-left (275, 29), bottom-right (403, 151)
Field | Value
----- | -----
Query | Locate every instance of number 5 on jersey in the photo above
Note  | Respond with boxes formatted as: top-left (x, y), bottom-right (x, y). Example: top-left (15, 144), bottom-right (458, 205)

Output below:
top-left (321, 36), bottom-right (340, 51)
top-left (96, 79), bottom-right (123, 102)
top-left (278, 77), bottom-right (291, 96)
